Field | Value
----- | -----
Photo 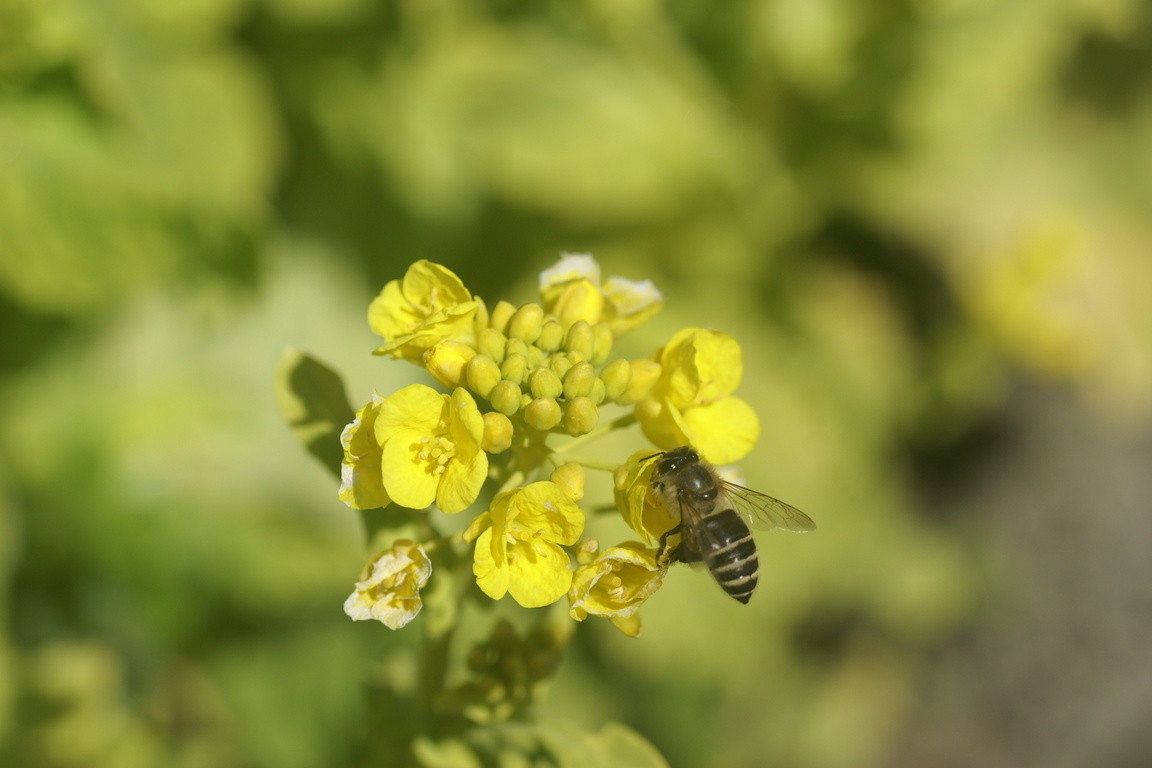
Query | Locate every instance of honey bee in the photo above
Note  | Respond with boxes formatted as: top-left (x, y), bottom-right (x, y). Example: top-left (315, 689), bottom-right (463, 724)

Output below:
top-left (649, 446), bottom-right (815, 603)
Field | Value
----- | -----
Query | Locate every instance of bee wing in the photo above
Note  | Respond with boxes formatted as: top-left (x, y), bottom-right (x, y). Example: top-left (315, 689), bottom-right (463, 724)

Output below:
top-left (721, 480), bottom-right (816, 533)
top-left (668, 489), bottom-right (711, 563)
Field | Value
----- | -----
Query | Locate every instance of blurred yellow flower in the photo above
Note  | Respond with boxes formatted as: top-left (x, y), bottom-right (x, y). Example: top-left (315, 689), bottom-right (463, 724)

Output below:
top-left (538, 253), bottom-right (662, 335)
top-left (374, 384), bottom-right (488, 514)
top-left (338, 394), bottom-right (391, 510)
top-left (369, 260), bottom-right (479, 362)
top-left (464, 482), bottom-right (584, 608)
top-left (635, 327), bottom-right (759, 464)
top-left (344, 541), bottom-right (432, 629)
top-left (568, 542), bottom-right (665, 638)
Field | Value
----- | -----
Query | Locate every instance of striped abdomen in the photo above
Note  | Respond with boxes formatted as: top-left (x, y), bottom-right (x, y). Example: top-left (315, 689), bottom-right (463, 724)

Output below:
top-left (699, 508), bottom-right (759, 604)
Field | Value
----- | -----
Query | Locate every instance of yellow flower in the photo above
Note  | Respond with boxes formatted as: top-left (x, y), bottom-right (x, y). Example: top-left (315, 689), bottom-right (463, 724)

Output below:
top-left (464, 482), bottom-right (584, 608)
top-left (538, 253), bottom-right (662, 335)
top-left (369, 260), bottom-right (479, 362)
top-left (635, 327), bottom-right (759, 464)
top-left (375, 384), bottom-right (488, 514)
top-left (568, 542), bottom-right (666, 638)
top-left (338, 395), bottom-right (391, 510)
top-left (613, 449), bottom-right (678, 544)
top-left (344, 540), bottom-right (432, 629)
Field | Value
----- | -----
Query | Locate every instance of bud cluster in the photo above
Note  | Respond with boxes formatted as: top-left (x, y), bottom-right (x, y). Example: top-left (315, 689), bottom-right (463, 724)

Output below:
top-left (425, 299), bottom-right (659, 439)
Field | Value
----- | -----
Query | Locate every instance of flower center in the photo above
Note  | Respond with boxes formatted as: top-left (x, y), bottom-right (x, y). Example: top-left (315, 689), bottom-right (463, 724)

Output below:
top-left (416, 422), bottom-right (456, 476)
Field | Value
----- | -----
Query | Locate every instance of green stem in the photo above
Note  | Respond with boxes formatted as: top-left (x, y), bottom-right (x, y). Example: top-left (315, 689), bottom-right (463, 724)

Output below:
top-left (552, 412), bottom-right (637, 455)
top-left (549, 453), bottom-right (618, 473)
top-left (413, 621), bottom-right (453, 737)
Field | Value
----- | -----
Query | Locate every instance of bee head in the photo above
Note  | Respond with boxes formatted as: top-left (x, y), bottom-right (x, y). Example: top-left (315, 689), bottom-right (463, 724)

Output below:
top-left (654, 445), bottom-right (699, 476)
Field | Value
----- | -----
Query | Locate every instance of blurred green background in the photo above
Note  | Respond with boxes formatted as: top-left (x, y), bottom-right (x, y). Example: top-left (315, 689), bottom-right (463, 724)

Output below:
top-left (3, 0), bottom-right (1152, 766)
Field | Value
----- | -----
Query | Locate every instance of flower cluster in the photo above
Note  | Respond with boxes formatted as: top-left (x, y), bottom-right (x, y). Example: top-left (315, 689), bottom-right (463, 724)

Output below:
top-left (338, 254), bottom-right (761, 636)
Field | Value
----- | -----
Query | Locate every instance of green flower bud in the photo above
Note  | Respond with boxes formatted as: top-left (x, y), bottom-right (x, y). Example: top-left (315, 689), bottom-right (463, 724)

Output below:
top-left (478, 328), bottom-right (507, 363)
top-left (549, 354), bottom-right (573, 381)
top-left (474, 297), bottom-right (490, 332)
top-left (490, 380), bottom-right (522, 416)
top-left (564, 320), bottom-right (594, 358)
top-left (563, 397), bottom-right (599, 435)
top-left (562, 361), bottom-right (596, 400)
top-left (589, 377), bottom-right (606, 405)
top-left (599, 358), bottom-right (632, 402)
top-left (528, 367), bottom-right (564, 399)
top-left (526, 344), bottom-right (545, 369)
top-left (482, 412), bottom-right (514, 453)
top-left (500, 353), bottom-right (528, 386)
top-left (537, 319), bottom-right (565, 352)
top-left (504, 337), bottom-right (529, 361)
top-left (489, 300), bottom-right (517, 334)
top-left (465, 354), bottom-right (502, 398)
top-left (565, 349), bottom-right (587, 365)
top-left (523, 397), bottom-right (562, 431)
top-left (615, 359), bottom-right (662, 405)
top-left (590, 323), bottom-right (614, 365)
top-left (521, 392), bottom-right (533, 410)
top-left (507, 303), bottom-right (545, 344)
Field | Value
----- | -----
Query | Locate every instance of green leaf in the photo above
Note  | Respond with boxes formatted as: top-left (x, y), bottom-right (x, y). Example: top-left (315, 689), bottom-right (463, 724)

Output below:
top-left (274, 348), bottom-right (354, 478)
top-left (589, 723), bottom-right (669, 768)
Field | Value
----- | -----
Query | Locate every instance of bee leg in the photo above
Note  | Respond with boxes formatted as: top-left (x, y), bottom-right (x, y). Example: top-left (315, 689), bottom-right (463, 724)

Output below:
top-left (656, 524), bottom-right (682, 566)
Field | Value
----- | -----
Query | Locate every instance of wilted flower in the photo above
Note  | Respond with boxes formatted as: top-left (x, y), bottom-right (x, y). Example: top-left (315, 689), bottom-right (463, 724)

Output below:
top-left (344, 541), bottom-right (433, 629)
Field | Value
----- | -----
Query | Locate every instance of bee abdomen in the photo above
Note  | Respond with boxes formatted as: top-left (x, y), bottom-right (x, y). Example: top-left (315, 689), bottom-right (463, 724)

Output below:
top-left (701, 510), bottom-right (759, 604)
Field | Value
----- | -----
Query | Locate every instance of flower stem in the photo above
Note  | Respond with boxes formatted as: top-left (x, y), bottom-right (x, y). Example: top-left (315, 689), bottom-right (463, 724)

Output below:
top-left (552, 412), bottom-right (637, 455)
top-left (549, 453), bottom-right (618, 473)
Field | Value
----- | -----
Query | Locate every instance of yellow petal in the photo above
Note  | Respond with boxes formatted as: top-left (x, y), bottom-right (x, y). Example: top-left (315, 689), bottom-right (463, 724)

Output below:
top-left (609, 613), bottom-right (643, 637)
top-left (380, 433), bottom-right (439, 510)
top-left (368, 261), bottom-right (472, 341)
top-left (510, 482), bottom-right (585, 545)
top-left (374, 384), bottom-right (445, 444)
top-left (472, 528), bottom-right (509, 600)
top-left (462, 511), bottom-right (492, 543)
top-left (613, 450), bottom-right (670, 543)
top-left (436, 448), bottom-right (487, 514)
top-left (575, 544), bottom-right (661, 611)
top-left (636, 398), bottom-right (690, 453)
top-left (372, 301), bottom-right (480, 362)
top-left (658, 328), bottom-right (744, 407)
top-left (338, 397), bottom-right (391, 510)
top-left (507, 540), bottom-right (573, 608)
top-left (401, 260), bottom-right (472, 309)
top-left (679, 396), bottom-right (759, 465)
top-left (601, 276), bottom-right (662, 335)
top-left (367, 280), bottom-right (411, 339)
top-left (686, 329), bottom-right (743, 402)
